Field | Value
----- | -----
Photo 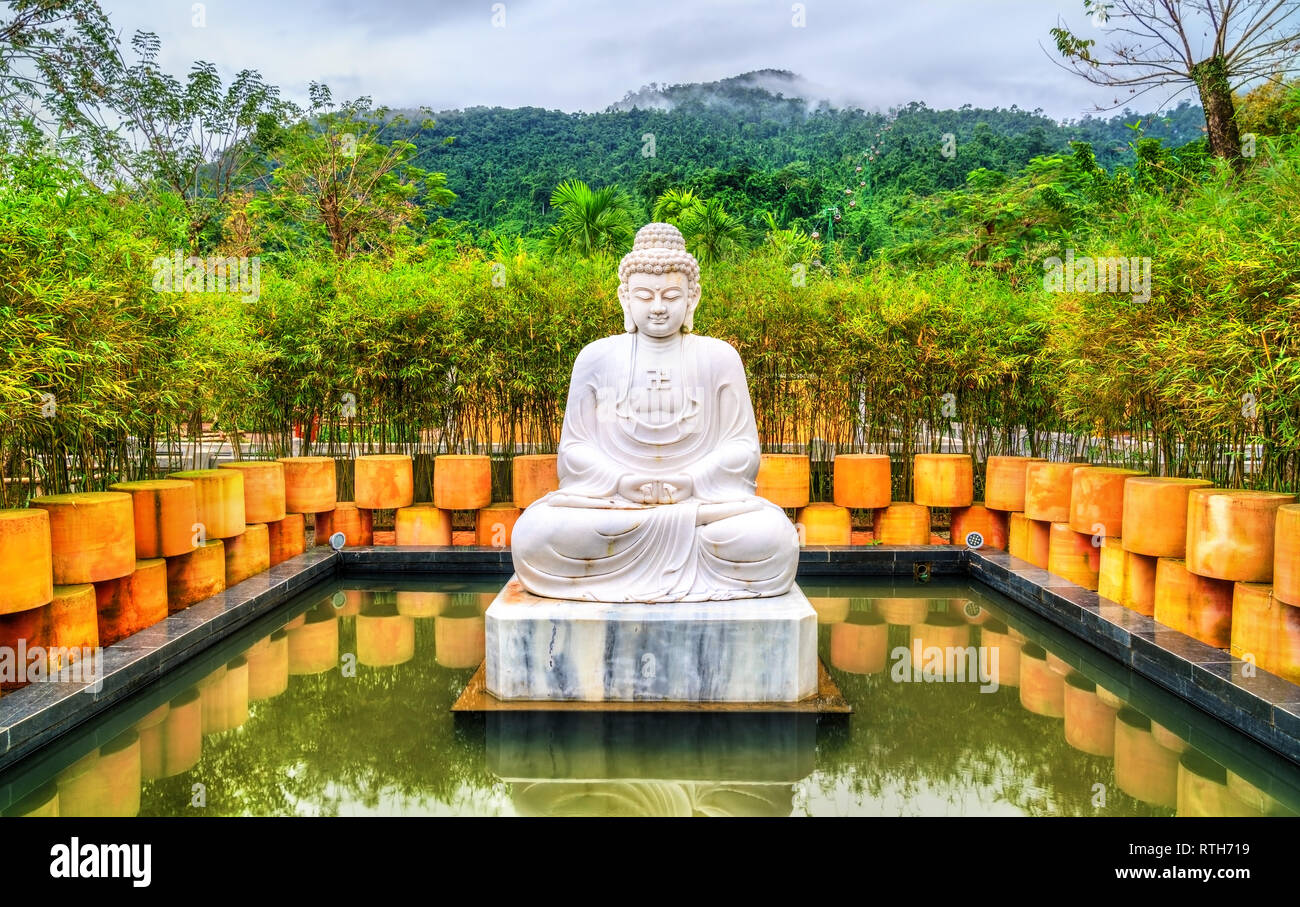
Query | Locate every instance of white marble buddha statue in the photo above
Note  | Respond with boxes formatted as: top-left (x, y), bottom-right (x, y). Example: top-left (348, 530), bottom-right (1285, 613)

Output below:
top-left (510, 222), bottom-right (799, 603)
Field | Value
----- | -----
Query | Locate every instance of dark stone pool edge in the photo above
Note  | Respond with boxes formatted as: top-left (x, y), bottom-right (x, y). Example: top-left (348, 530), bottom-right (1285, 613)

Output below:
top-left (0, 548), bottom-right (339, 772)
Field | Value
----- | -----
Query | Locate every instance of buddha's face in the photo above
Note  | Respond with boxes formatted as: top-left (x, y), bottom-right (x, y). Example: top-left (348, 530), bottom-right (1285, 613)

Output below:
top-left (622, 271), bottom-right (696, 337)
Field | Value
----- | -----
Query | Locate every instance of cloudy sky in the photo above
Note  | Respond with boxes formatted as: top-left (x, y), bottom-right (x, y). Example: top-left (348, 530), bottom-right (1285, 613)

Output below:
top-left (98, 0), bottom-right (1200, 120)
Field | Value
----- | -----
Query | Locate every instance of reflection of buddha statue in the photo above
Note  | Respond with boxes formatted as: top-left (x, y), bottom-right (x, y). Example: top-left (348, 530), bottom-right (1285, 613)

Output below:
top-left (510, 781), bottom-right (796, 817)
top-left (511, 223), bottom-right (798, 603)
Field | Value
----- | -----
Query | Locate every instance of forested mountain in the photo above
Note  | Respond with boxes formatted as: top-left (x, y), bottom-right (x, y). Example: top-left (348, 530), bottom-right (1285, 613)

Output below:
top-left (399, 69), bottom-right (1206, 238)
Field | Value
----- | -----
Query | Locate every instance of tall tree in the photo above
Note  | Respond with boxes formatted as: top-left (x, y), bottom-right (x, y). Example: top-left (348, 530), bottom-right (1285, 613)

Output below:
top-left (544, 179), bottom-right (636, 257)
top-left (1050, 0), bottom-right (1300, 164)
top-left (678, 197), bottom-right (746, 264)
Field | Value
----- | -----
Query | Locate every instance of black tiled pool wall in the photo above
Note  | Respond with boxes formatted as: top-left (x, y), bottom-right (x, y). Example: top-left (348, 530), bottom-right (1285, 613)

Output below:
top-left (0, 543), bottom-right (1297, 773)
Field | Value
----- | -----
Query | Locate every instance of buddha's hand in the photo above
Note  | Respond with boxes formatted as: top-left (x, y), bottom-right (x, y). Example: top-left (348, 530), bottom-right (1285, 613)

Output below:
top-left (656, 475), bottom-right (693, 504)
top-left (617, 475), bottom-right (660, 505)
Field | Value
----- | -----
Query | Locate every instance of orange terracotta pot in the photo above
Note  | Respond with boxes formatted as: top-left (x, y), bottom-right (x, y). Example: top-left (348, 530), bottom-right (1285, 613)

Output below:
top-left (1007, 512), bottom-right (1030, 561)
top-left (266, 513), bottom-right (306, 566)
top-left (756, 454), bottom-right (810, 508)
top-left (1024, 462), bottom-right (1086, 523)
top-left (315, 503), bottom-right (373, 547)
top-left (1152, 558), bottom-right (1233, 646)
top-left (1185, 488), bottom-right (1296, 582)
top-left (979, 620), bottom-right (1021, 688)
top-left (512, 454), bottom-right (559, 509)
top-left (1121, 551), bottom-right (1159, 616)
top-left (433, 454), bottom-right (491, 510)
top-left (287, 612), bottom-right (339, 675)
top-left (435, 606), bottom-right (486, 669)
top-left (1046, 522), bottom-right (1100, 590)
top-left (1121, 476), bottom-right (1213, 558)
top-left (872, 503), bottom-right (931, 545)
top-left (277, 456), bottom-right (337, 514)
top-left (950, 504), bottom-right (1008, 550)
top-left (984, 456), bottom-right (1046, 513)
top-left (1230, 583), bottom-right (1300, 684)
top-left (354, 454), bottom-right (415, 510)
top-left (831, 453), bottom-right (891, 509)
top-left (95, 558), bottom-right (168, 646)
top-left (1274, 504), bottom-right (1300, 607)
top-left (1114, 708), bottom-right (1178, 808)
top-left (1019, 643), bottom-right (1065, 717)
top-left (1068, 466), bottom-right (1146, 537)
top-left (1024, 518), bottom-right (1051, 568)
top-left (796, 502), bottom-right (852, 546)
top-left (0, 508), bottom-right (53, 615)
top-left (48, 583), bottom-right (98, 669)
top-left (0, 600), bottom-right (53, 689)
top-left (1176, 751), bottom-right (1263, 817)
top-left (157, 689), bottom-right (202, 778)
top-left (394, 504), bottom-right (452, 546)
top-left (356, 605), bottom-right (416, 667)
top-left (1063, 672), bottom-right (1118, 757)
top-left (30, 492), bottom-right (135, 584)
top-left (912, 453), bottom-right (973, 508)
top-left (224, 523), bottom-right (270, 587)
top-left (829, 613), bottom-right (887, 674)
top-left (165, 540), bottom-right (226, 611)
top-left (167, 469), bottom-right (245, 540)
top-left (476, 503), bottom-right (522, 548)
top-left (108, 479), bottom-right (199, 560)
top-left (1096, 535), bottom-right (1128, 603)
top-left (246, 630), bottom-right (289, 701)
top-left (217, 460), bottom-right (286, 524)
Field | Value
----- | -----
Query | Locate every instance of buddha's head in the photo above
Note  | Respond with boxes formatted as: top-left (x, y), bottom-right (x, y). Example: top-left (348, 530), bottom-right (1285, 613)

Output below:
top-left (617, 223), bottom-right (702, 337)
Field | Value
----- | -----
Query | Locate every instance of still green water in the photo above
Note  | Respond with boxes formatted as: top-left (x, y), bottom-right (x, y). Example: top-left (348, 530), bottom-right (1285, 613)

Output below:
top-left (3, 576), bottom-right (1298, 817)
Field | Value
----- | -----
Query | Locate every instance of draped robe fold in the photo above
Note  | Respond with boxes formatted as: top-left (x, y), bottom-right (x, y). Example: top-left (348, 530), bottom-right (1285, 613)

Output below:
top-left (510, 332), bottom-right (799, 602)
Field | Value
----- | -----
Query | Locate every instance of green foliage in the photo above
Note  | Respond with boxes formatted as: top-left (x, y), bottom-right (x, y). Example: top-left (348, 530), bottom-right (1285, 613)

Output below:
top-left (542, 179), bottom-right (636, 257)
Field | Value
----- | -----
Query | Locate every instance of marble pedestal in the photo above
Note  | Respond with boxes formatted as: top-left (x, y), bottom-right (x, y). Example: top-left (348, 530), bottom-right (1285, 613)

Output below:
top-left (484, 576), bottom-right (817, 702)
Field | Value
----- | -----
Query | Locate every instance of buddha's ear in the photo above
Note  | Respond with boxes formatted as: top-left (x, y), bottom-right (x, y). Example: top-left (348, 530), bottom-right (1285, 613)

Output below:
top-left (617, 283), bottom-right (636, 332)
top-left (683, 283), bottom-right (701, 333)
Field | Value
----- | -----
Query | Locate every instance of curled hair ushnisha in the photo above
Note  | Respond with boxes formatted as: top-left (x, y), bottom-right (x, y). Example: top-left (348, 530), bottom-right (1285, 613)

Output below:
top-left (618, 223), bottom-right (701, 292)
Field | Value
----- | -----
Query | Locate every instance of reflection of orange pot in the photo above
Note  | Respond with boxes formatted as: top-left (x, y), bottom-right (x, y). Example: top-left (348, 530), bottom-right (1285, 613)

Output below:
top-left (1153, 559), bottom-right (1233, 647)
top-left (874, 597), bottom-right (932, 626)
top-left (354, 454), bottom-right (415, 510)
top-left (288, 612), bottom-right (339, 675)
top-left (756, 454), bottom-right (809, 508)
top-left (396, 590), bottom-right (450, 618)
top-left (198, 665), bottom-right (229, 734)
top-left (1046, 651), bottom-right (1071, 676)
top-left (166, 540), bottom-right (226, 611)
top-left (434, 455), bottom-right (492, 510)
top-left (56, 731), bottom-right (141, 817)
top-left (832, 454), bottom-right (891, 509)
top-left (266, 513), bottom-right (306, 566)
top-left (6, 782), bottom-right (59, 816)
top-left (278, 456), bottom-right (337, 514)
top-left (809, 596), bottom-right (851, 624)
top-left (909, 614), bottom-right (973, 679)
top-left (1185, 488), bottom-right (1295, 582)
top-left (512, 454), bottom-right (559, 508)
top-left (1176, 752), bottom-right (1263, 817)
top-left (873, 504), bottom-right (930, 545)
top-left (108, 479), bottom-right (198, 559)
top-left (797, 503), bottom-right (852, 545)
top-left (912, 454), bottom-right (973, 508)
top-left (134, 702), bottom-right (170, 780)
top-left (1019, 644), bottom-right (1064, 717)
top-left (1024, 462), bottom-right (1084, 523)
top-left (1121, 477), bottom-right (1213, 558)
top-left (224, 523), bottom-right (270, 587)
top-left (218, 461), bottom-right (287, 523)
top-left (1063, 673), bottom-right (1118, 756)
top-left (950, 504), bottom-right (1008, 550)
top-left (394, 504), bottom-right (452, 545)
top-left (158, 689), bottom-right (202, 778)
top-left (0, 508), bottom-right (54, 615)
top-left (96, 558), bottom-right (168, 646)
top-left (1230, 583), bottom-right (1300, 683)
top-left (246, 631), bottom-right (289, 701)
top-left (1047, 523), bottom-right (1100, 590)
top-left (984, 456), bottom-right (1046, 513)
top-left (166, 470), bottom-right (245, 540)
top-left (31, 492), bottom-right (136, 584)
top-left (1226, 770), bottom-right (1295, 816)
top-left (1068, 467), bottom-right (1146, 537)
top-left (1114, 708), bottom-right (1178, 808)
top-left (829, 614), bottom-right (888, 674)
top-left (476, 503), bottom-right (522, 548)
top-left (1150, 721), bottom-right (1188, 754)
top-left (979, 621), bottom-right (1021, 687)
top-left (357, 610), bottom-right (416, 667)
top-left (1276, 504), bottom-right (1300, 607)
top-left (316, 503), bottom-right (373, 547)
top-left (435, 608), bottom-right (486, 668)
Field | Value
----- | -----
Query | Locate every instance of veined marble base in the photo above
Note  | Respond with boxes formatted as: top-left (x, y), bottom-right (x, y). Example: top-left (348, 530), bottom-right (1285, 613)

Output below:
top-left (484, 576), bottom-right (817, 702)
